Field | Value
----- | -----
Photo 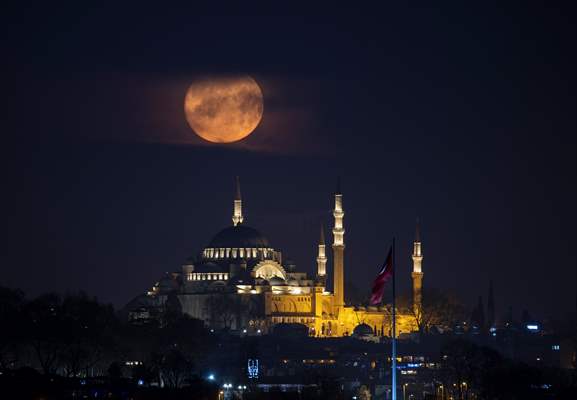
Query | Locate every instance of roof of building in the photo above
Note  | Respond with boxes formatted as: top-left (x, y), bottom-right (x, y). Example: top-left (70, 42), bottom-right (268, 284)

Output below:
top-left (268, 276), bottom-right (286, 286)
top-left (194, 262), bottom-right (227, 273)
top-left (228, 271), bottom-right (255, 286)
top-left (287, 278), bottom-right (299, 286)
top-left (208, 224), bottom-right (270, 248)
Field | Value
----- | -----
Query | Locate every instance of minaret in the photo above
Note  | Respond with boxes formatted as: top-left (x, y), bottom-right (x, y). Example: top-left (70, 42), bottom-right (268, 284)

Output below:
top-left (411, 219), bottom-right (424, 319)
top-left (232, 176), bottom-right (243, 226)
top-left (332, 179), bottom-right (345, 311)
top-left (487, 280), bottom-right (495, 329)
top-left (316, 224), bottom-right (327, 278)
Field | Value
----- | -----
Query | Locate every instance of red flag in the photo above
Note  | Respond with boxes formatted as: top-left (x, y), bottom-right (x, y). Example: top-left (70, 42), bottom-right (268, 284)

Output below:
top-left (369, 247), bottom-right (393, 305)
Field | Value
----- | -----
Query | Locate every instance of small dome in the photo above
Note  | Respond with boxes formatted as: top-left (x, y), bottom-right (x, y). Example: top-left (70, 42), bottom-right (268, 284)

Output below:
top-left (208, 225), bottom-right (269, 248)
top-left (353, 323), bottom-right (374, 336)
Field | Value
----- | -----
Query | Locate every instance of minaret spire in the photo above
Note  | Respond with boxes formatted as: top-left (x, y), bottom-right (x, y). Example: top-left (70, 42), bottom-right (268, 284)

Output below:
top-left (332, 178), bottom-right (345, 313)
top-left (487, 280), bottom-right (495, 329)
top-left (412, 218), bottom-right (424, 322)
top-left (317, 224), bottom-right (327, 277)
top-left (232, 176), bottom-right (243, 226)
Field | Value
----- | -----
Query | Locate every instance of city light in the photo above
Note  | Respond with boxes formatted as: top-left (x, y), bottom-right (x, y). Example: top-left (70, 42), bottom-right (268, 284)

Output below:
top-left (248, 359), bottom-right (259, 378)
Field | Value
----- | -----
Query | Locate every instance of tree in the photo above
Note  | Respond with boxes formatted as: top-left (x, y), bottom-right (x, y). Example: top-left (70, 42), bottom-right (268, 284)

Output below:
top-left (204, 294), bottom-right (239, 329)
top-left (140, 315), bottom-right (209, 387)
top-left (25, 291), bottom-right (117, 376)
top-left (58, 292), bottom-right (117, 377)
top-left (160, 292), bottom-right (183, 327)
top-left (440, 339), bottom-right (502, 399)
top-left (132, 362), bottom-right (156, 384)
top-left (25, 293), bottom-right (68, 374)
top-left (0, 286), bottom-right (26, 369)
top-left (149, 344), bottom-right (195, 389)
top-left (400, 288), bottom-right (466, 334)
top-left (157, 348), bottom-right (194, 389)
top-left (108, 361), bottom-right (123, 381)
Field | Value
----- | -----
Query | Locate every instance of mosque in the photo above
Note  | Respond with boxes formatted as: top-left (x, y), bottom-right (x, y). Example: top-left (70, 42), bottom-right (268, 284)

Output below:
top-left (126, 178), bottom-right (423, 338)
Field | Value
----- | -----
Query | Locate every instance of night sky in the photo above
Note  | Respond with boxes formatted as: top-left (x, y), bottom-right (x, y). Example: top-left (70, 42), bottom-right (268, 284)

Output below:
top-left (3, 4), bottom-right (576, 321)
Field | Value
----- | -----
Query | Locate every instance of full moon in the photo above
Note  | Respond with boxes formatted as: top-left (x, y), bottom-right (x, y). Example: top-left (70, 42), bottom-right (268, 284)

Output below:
top-left (184, 76), bottom-right (264, 143)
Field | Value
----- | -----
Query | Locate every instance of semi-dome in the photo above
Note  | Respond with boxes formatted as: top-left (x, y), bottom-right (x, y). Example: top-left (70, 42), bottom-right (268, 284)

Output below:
top-left (208, 225), bottom-right (270, 248)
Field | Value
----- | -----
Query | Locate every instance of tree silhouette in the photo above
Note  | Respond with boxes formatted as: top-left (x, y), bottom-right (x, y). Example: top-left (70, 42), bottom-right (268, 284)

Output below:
top-left (399, 288), bottom-right (466, 334)
top-left (0, 286), bottom-right (26, 369)
top-left (204, 294), bottom-right (239, 329)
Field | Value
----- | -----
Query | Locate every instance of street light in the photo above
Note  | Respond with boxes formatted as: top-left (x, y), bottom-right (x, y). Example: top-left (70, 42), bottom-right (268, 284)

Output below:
top-left (403, 383), bottom-right (408, 400)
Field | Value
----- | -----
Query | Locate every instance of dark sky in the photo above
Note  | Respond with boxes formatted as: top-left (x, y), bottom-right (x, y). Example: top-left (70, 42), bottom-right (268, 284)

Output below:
top-left (3, 4), bottom-right (576, 322)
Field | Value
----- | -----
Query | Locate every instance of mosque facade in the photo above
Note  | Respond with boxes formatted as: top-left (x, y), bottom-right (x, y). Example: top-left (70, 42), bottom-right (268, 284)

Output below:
top-left (126, 178), bottom-right (423, 338)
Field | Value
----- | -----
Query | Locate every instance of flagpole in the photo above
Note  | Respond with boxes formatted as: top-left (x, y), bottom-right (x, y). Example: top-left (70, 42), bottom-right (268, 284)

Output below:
top-left (392, 237), bottom-right (397, 400)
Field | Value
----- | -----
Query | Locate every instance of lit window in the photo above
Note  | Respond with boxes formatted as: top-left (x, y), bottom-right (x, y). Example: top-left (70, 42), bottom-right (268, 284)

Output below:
top-left (552, 345), bottom-right (560, 350)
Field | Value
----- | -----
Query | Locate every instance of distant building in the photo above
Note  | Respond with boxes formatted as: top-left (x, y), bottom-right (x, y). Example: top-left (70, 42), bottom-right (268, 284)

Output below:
top-left (125, 178), bottom-right (422, 337)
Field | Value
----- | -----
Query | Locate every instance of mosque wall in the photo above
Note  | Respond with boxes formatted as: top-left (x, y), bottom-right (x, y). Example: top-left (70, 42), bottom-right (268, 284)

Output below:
top-left (142, 178), bottom-right (423, 340)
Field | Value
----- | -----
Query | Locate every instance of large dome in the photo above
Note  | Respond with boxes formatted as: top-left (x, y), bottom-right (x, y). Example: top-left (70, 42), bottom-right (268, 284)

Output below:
top-left (208, 225), bottom-right (270, 248)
